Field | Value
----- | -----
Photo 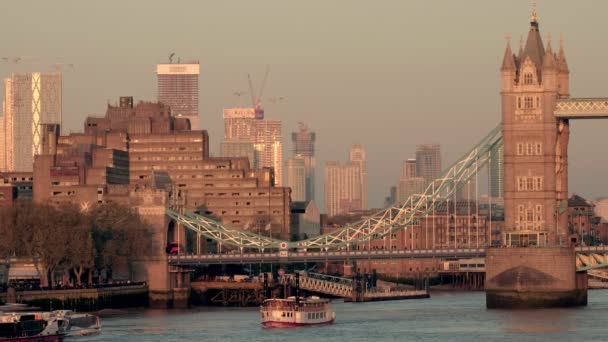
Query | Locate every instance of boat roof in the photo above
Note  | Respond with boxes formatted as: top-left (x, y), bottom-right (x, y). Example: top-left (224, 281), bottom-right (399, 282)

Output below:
top-left (262, 296), bottom-right (329, 304)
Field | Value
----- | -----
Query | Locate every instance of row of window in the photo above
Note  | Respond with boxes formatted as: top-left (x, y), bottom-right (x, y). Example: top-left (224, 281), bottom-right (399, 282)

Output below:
top-left (515, 204), bottom-right (544, 230)
top-left (517, 176), bottom-right (543, 191)
top-left (517, 142), bottom-right (542, 156)
top-left (517, 96), bottom-right (540, 109)
top-left (308, 312), bottom-right (327, 320)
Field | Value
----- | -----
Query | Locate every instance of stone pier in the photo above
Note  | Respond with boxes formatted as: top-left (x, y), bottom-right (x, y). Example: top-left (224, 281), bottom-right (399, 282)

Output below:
top-left (485, 247), bottom-right (587, 308)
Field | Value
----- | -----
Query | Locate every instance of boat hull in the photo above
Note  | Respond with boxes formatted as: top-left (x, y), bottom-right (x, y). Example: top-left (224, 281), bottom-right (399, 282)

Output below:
top-left (262, 319), bottom-right (334, 328)
top-left (1, 334), bottom-right (64, 342)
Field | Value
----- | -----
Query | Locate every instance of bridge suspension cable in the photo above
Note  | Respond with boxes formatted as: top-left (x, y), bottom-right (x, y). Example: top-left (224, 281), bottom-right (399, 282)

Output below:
top-left (166, 123), bottom-right (504, 251)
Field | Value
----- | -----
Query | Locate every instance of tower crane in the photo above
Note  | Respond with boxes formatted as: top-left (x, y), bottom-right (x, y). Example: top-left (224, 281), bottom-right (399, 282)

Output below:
top-left (248, 65), bottom-right (270, 119)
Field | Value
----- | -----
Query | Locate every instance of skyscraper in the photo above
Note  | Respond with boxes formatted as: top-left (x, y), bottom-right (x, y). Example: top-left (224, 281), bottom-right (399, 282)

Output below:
top-left (253, 120), bottom-right (283, 186)
top-left (221, 108), bottom-right (256, 166)
top-left (490, 144), bottom-right (504, 198)
top-left (324, 161), bottom-right (362, 216)
top-left (291, 122), bottom-right (315, 201)
top-left (402, 159), bottom-right (417, 178)
top-left (286, 157), bottom-right (306, 202)
top-left (156, 62), bottom-right (200, 129)
top-left (349, 144), bottom-right (367, 209)
top-left (415, 144), bottom-right (441, 182)
top-left (2, 72), bottom-right (61, 172)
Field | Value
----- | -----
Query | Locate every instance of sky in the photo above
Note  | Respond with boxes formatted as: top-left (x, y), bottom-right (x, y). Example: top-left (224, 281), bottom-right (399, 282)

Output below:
top-left (2, 0), bottom-right (608, 210)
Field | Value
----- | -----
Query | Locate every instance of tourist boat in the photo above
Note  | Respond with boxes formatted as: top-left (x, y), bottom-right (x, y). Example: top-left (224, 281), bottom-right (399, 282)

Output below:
top-left (45, 311), bottom-right (101, 337)
top-left (0, 312), bottom-right (67, 341)
top-left (260, 296), bottom-right (335, 327)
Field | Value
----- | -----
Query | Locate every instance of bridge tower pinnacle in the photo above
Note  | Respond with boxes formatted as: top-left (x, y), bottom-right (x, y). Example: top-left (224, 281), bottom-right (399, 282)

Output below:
top-left (500, 12), bottom-right (570, 247)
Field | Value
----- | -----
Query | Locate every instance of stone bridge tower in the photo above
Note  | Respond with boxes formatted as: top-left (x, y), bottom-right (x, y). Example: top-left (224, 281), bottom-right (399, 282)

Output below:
top-left (500, 8), bottom-right (570, 247)
top-left (486, 8), bottom-right (586, 309)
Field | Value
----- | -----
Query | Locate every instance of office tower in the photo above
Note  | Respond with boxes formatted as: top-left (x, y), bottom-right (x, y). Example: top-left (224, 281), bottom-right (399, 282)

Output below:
top-left (221, 140), bottom-right (255, 168)
top-left (324, 161), bottom-right (362, 216)
top-left (2, 72), bottom-right (61, 172)
top-left (286, 157), bottom-right (306, 202)
top-left (490, 144), bottom-right (504, 198)
top-left (253, 120), bottom-right (283, 186)
top-left (349, 144), bottom-right (367, 209)
top-left (221, 108), bottom-right (256, 166)
top-left (415, 144), bottom-right (441, 182)
top-left (403, 159), bottom-right (417, 178)
top-left (292, 122), bottom-right (316, 201)
top-left (156, 62), bottom-right (200, 129)
top-left (396, 177), bottom-right (426, 203)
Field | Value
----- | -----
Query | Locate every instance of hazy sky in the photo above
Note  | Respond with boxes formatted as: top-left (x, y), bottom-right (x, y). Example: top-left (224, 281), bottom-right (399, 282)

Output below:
top-left (2, 1), bottom-right (608, 209)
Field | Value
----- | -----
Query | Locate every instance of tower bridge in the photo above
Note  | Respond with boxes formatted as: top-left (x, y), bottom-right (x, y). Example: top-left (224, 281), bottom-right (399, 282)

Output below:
top-left (153, 8), bottom-right (608, 308)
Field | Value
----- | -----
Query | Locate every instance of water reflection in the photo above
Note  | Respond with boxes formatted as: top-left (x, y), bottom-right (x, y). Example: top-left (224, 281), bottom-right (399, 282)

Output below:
top-left (497, 309), bottom-right (576, 333)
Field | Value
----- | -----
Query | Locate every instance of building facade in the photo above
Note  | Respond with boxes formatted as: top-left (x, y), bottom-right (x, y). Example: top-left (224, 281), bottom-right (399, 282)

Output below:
top-left (292, 122), bottom-right (316, 201)
top-left (33, 97), bottom-right (291, 240)
top-left (490, 144), bottom-right (504, 198)
top-left (349, 144), bottom-right (367, 210)
top-left (156, 63), bottom-right (200, 129)
top-left (286, 157), bottom-right (306, 202)
top-left (253, 119), bottom-right (283, 186)
top-left (415, 144), bottom-right (441, 182)
top-left (2, 73), bottom-right (62, 172)
top-left (324, 161), bottom-right (362, 216)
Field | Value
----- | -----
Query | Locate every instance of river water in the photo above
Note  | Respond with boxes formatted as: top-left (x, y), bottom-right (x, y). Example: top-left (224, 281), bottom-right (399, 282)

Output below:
top-left (81, 291), bottom-right (608, 342)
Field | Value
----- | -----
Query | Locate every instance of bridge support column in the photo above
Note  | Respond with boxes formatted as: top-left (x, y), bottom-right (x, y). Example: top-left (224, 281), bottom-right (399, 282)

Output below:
top-left (485, 247), bottom-right (587, 308)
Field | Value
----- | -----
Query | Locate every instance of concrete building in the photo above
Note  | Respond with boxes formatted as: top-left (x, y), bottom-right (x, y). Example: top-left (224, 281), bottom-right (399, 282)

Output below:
top-left (349, 144), bottom-right (367, 209)
top-left (415, 144), bottom-right (441, 182)
top-left (253, 119), bottom-right (283, 186)
top-left (2, 73), bottom-right (62, 172)
top-left (324, 161), bottom-right (362, 217)
top-left (156, 62), bottom-right (200, 129)
top-left (292, 122), bottom-right (316, 201)
top-left (33, 97), bottom-right (291, 240)
top-left (286, 156), bottom-right (306, 202)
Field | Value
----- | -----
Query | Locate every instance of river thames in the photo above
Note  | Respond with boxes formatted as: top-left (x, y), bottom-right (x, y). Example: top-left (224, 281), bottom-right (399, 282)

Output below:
top-left (82, 291), bottom-right (608, 342)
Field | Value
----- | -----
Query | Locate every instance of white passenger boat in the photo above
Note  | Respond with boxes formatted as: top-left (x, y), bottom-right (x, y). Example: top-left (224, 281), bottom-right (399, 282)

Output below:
top-left (260, 296), bottom-right (335, 328)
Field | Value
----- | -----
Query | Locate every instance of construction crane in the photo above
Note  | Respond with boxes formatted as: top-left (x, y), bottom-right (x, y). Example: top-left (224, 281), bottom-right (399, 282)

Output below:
top-left (248, 65), bottom-right (270, 119)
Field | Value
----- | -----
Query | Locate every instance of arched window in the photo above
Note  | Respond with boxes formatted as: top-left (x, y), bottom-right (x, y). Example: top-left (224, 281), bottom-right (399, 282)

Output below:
top-left (524, 73), bottom-right (534, 85)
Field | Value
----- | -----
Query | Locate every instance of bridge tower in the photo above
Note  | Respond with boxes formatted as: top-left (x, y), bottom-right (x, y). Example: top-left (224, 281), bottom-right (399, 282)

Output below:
top-left (486, 7), bottom-right (586, 308)
top-left (500, 9), bottom-right (570, 247)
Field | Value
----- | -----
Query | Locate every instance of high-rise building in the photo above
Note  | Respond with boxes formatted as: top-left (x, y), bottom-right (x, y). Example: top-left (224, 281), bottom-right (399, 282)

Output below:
top-left (349, 144), bottom-right (367, 209)
top-left (253, 119), bottom-right (283, 186)
top-left (156, 62), bottom-right (200, 129)
top-left (221, 108), bottom-right (256, 166)
top-left (324, 161), bottom-right (362, 216)
top-left (490, 144), bottom-right (504, 198)
top-left (292, 123), bottom-right (316, 201)
top-left (396, 177), bottom-right (426, 203)
top-left (223, 108), bottom-right (256, 140)
top-left (286, 157), bottom-right (306, 202)
top-left (2, 72), bottom-right (61, 172)
top-left (415, 144), bottom-right (441, 182)
top-left (402, 159), bottom-right (417, 178)
top-left (220, 140), bottom-right (255, 168)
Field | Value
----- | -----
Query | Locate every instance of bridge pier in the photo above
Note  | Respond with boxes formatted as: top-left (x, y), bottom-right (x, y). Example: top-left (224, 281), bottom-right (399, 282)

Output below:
top-left (486, 247), bottom-right (587, 308)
